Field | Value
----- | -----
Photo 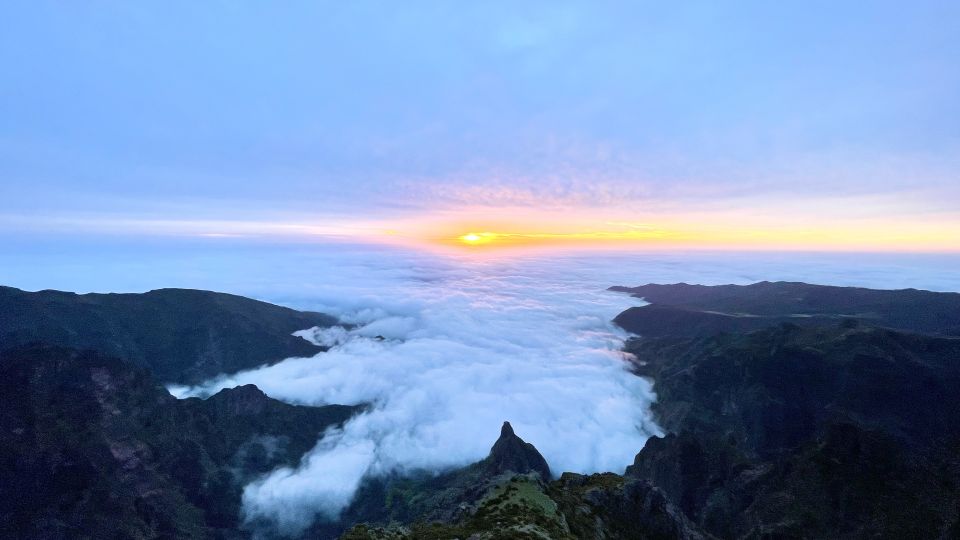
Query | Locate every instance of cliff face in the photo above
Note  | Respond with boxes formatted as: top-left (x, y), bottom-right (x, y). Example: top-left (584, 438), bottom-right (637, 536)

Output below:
top-left (0, 286), bottom-right (337, 384)
top-left (0, 344), bottom-right (360, 539)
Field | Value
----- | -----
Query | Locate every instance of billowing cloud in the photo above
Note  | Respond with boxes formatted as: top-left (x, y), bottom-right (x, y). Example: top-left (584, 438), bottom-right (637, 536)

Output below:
top-left (172, 253), bottom-right (663, 534)
top-left (166, 247), bottom-right (960, 536)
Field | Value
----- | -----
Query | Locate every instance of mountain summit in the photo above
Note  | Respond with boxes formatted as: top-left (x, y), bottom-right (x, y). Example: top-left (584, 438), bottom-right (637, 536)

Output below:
top-left (484, 421), bottom-right (551, 480)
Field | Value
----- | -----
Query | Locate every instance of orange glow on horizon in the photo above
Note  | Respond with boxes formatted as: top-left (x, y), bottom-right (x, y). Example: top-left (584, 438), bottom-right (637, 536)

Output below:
top-left (406, 213), bottom-right (960, 254)
top-left (19, 209), bottom-right (956, 254)
top-left (459, 232), bottom-right (497, 245)
top-left (449, 228), bottom-right (683, 249)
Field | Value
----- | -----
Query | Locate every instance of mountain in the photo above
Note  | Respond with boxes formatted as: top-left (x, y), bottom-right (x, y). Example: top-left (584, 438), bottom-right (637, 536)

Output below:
top-left (0, 343), bottom-right (361, 539)
top-left (339, 422), bottom-right (705, 540)
top-left (322, 421), bottom-right (556, 537)
top-left (484, 421), bottom-right (551, 480)
top-left (5, 281), bottom-right (960, 539)
top-left (337, 282), bottom-right (960, 539)
top-left (612, 282), bottom-right (960, 538)
top-left (611, 281), bottom-right (960, 338)
top-left (0, 286), bottom-right (336, 384)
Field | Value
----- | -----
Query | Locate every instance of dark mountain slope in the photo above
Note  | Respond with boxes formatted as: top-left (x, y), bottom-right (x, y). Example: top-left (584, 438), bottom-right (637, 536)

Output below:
top-left (0, 344), bottom-right (361, 539)
top-left (614, 302), bottom-right (837, 339)
top-left (622, 318), bottom-right (960, 538)
top-left (611, 281), bottom-right (960, 338)
top-left (0, 286), bottom-right (336, 383)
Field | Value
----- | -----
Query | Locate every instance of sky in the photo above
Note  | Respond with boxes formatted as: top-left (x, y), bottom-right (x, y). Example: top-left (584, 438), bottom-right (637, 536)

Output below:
top-left (1, 1), bottom-right (959, 251)
top-left (3, 6), bottom-right (959, 532)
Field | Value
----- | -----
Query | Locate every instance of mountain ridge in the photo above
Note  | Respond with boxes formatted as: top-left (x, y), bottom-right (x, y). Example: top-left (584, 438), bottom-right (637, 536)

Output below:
top-left (610, 280), bottom-right (960, 338)
top-left (610, 281), bottom-right (960, 538)
top-left (0, 285), bottom-right (336, 384)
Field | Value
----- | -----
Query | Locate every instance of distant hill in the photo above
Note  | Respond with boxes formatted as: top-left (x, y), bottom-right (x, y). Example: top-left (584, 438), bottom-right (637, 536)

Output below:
top-left (610, 281), bottom-right (960, 338)
top-left (0, 286), bottom-right (336, 383)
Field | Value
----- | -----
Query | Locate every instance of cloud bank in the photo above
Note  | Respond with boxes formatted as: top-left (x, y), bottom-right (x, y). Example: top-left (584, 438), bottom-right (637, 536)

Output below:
top-left (164, 248), bottom-right (960, 535)
top-left (173, 254), bottom-right (663, 534)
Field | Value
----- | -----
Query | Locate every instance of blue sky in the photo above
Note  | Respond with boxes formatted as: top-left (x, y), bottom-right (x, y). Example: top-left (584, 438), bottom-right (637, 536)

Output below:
top-left (1, 1), bottom-right (958, 249)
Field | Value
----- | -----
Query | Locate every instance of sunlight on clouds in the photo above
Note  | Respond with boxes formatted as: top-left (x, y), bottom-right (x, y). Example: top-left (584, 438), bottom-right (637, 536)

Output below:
top-left (458, 232), bottom-right (488, 244)
top-left (451, 228), bottom-right (679, 248)
top-left (1, 199), bottom-right (957, 253)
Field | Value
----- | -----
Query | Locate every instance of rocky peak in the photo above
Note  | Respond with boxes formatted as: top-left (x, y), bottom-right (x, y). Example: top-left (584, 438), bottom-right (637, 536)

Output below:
top-left (206, 384), bottom-right (271, 415)
top-left (484, 421), bottom-right (551, 480)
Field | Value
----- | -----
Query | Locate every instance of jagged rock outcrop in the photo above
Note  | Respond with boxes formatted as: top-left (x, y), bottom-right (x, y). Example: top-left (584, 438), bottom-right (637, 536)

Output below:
top-left (482, 421), bottom-right (551, 480)
top-left (340, 424), bottom-right (707, 540)
top-left (329, 421), bottom-right (554, 535)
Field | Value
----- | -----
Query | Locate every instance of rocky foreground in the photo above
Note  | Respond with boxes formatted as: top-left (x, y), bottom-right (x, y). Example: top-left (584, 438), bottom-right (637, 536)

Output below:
top-left (2, 282), bottom-right (960, 539)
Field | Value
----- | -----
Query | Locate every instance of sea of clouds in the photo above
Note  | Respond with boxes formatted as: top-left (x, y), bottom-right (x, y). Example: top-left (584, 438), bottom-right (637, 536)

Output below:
top-left (170, 251), bottom-right (664, 534)
top-left (156, 246), bottom-right (960, 535)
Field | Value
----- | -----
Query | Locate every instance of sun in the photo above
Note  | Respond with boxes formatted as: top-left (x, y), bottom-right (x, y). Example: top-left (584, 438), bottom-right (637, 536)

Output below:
top-left (458, 232), bottom-right (496, 245)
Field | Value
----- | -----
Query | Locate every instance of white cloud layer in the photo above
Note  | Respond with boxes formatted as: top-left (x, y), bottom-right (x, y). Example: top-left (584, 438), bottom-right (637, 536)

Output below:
top-left (172, 253), bottom-right (663, 534)
top-left (166, 248), bottom-right (960, 535)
